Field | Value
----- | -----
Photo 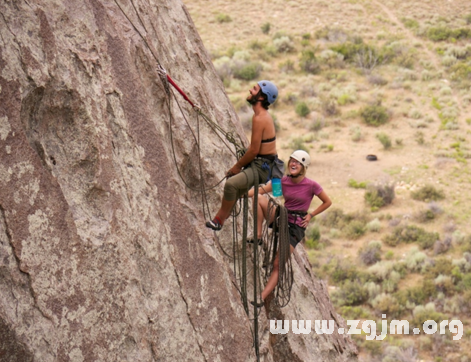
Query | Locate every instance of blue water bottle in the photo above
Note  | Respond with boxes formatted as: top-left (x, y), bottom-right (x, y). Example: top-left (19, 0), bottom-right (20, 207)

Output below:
top-left (272, 178), bottom-right (282, 197)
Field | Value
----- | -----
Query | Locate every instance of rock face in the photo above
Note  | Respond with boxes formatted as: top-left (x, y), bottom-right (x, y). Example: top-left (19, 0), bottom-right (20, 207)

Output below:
top-left (0, 1), bottom-right (357, 361)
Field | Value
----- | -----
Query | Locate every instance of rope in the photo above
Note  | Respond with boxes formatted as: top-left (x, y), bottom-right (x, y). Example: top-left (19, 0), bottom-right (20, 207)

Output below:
top-left (112, 2), bottom-right (295, 359)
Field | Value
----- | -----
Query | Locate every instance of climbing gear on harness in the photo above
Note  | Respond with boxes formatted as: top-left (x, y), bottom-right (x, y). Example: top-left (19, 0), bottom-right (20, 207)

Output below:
top-left (290, 150), bottom-right (311, 168)
top-left (258, 80), bottom-right (278, 105)
top-left (206, 217), bottom-right (223, 231)
top-left (272, 155), bottom-right (285, 179)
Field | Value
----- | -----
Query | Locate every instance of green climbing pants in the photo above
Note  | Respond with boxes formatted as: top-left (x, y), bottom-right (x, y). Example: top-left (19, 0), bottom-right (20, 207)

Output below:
top-left (223, 158), bottom-right (272, 201)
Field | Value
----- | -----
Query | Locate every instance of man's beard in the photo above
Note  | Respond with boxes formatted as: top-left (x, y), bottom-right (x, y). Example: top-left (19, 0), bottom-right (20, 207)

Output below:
top-left (246, 94), bottom-right (258, 105)
top-left (247, 90), bottom-right (262, 105)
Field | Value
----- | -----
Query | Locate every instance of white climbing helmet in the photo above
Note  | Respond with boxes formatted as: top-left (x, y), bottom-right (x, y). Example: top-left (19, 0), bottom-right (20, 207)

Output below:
top-left (290, 150), bottom-right (311, 168)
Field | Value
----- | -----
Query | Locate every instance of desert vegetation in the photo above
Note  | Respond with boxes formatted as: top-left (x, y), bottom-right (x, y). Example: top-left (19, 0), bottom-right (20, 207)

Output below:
top-left (185, 0), bottom-right (471, 360)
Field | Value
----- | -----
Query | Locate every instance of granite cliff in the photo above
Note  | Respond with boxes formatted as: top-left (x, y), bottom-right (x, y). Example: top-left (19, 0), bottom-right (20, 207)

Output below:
top-left (0, 0), bottom-right (357, 360)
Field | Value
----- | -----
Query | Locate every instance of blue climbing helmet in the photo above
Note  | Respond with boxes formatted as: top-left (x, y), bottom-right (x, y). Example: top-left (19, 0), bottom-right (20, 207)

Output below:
top-left (257, 80), bottom-right (278, 105)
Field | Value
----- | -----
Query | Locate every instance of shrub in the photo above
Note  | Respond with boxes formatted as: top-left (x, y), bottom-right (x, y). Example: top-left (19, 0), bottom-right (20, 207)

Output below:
top-left (359, 241), bottom-right (382, 265)
top-left (349, 126), bottom-right (363, 142)
top-left (321, 97), bottom-right (340, 117)
top-left (310, 117), bottom-right (325, 132)
top-left (279, 59), bottom-right (295, 73)
top-left (348, 179), bottom-right (367, 189)
top-left (383, 225), bottom-right (439, 249)
top-left (370, 293), bottom-right (402, 317)
top-left (232, 62), bottom-right (262, 81)
top-left (450, 62), bottom-right (471, 81)
top-left (324, 258), bottom-right (361, 283)
top-left (412, 303), bottom-right (445, 328)
top-left (273, 36), bottom-right (295, 53)
top-left (404, 248), bottom-right (427, 272)
top-left (305, 225), bottom-right (321, 246)
top-left (414, 131), bottom-right (425, 145)
top-left (319, 208), bottom-right (349, 229)
top-left (331, 279), bottom-right (369, 306)
top-left (365, 181), bottom-right (395, 209)
top-left (299, 50), bottom-right (320, 74)
top-left (215, 13), bottom-right (232, 23)
top-left (366, 218), bottom-right (382, 232)
top-left (288, 137), bottom-right (309, 152)
top-left (426, 27), bottom-right (452, 41)
top-left (295, 101), bottom-right (311, 117)
top-left (360, 105), bottom-right (390, 126)
top-left (344, 220), bottom-right (367, 240)
top-left (319, 49), bottom-right (344, 68)
top-left (415, 204), bottom-right (443, 224)
top-left (376, 132), bottom-right (392, 149)
top-left (411, 185), bottom-right (445, 202)
top-left (402, 18), bottom-right (419, 29)
top-left (434, 274), bottom-right (454, 294)
top-left (459, 273), bottom-right (471, 290)
top-left (367, 74), bottom-right (388, 86)
top-left (261, 22), bottom-right (271, 34)
top-left (396, 285), bottom-right (427, 305)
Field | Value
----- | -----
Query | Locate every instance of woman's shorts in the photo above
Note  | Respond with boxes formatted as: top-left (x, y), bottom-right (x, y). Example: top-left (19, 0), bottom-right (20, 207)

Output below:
top-left (288, 222), bottom-right (306, 248)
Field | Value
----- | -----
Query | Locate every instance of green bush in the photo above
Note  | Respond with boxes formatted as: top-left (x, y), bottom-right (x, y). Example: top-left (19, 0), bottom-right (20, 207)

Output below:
top-left (450, 62), bottom-right (471, 81)
top-left (339, 306), bottom-right (372, 320)
top-left (348, 179), bottom-right (367, 189)
top-left (411, 185), bottom-right (445, 202)
top-left (426, 27), bottom-right (471, 42)
top-left (402, 18), bottom-right (419, 29)
top-left (383, 225), bottom-right (439, 249)
top-left (360, 105), bottom-right (390, 126)
top-left (365, 181), bottom-right (395, 209)
top-left (344, 220), bottom-right (367, 240)
top-left (288, 137), bottom-right (309, 152)
top-left (319, 208), bottom-right (349, 229)
top-left (459, 273), bottom-right (471, 290)
top-left (321, 97), bottom-right (340, 117)
top-left (273, 36), bottom-right (295, 53)
top-left (370, 293), bottom-right (402, 317)
top-left (305, 225), bottom-right (321, 249)
top-left (261, 22), bottom-right (271, 34)
top-left (232, 62), bottom-right (262, 81)
top-left (295, 101), bottom-right (311, 117)
top-left (425, 257), bottom-right (454, 278)
top-left (331, 279), bottom-right (369, 306)
top-left (411, 304), bottom-right (445, 328)
top-left (376, 132), bottom-right (392, 149)
top-left (358, 241), bottom-right (382, 265)
top-left (299, 49), bottom-right (320, 74)
top-left (215, 13), bottom-right (232, 23)
top-left (426, 27), bottom-right (452, 41)
top-left (322, 257), bottom-right (368, 284)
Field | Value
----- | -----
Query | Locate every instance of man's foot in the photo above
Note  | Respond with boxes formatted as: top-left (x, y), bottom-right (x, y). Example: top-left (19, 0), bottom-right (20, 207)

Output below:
top-left (247, 237), bottom-right (263, 245)
top-left (206, 217), bottom-right (223, 231)
top-left (250, 300), bottom-right (264, 308)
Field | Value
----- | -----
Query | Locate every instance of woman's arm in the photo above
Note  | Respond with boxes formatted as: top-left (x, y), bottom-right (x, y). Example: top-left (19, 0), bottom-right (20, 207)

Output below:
top-left (300, 190), bottom-right (332, 228)
top-left (226, 115), bottom-right (264, 177)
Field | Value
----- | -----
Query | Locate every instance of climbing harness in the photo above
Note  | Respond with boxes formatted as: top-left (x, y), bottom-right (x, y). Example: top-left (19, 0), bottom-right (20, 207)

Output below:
top-left (113, 1), bottom-right (294, 360)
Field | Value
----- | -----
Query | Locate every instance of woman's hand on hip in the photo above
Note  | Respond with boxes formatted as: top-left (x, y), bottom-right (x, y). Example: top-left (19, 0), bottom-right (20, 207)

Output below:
top-left (301, 214), bottom-right (312, 228)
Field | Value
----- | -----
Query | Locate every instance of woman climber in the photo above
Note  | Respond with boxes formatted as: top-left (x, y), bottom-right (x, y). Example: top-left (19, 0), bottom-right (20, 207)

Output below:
top-left (248, 150), bottom-right (332, 306)
top-left (206, 80), bottom-right (279, 231)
